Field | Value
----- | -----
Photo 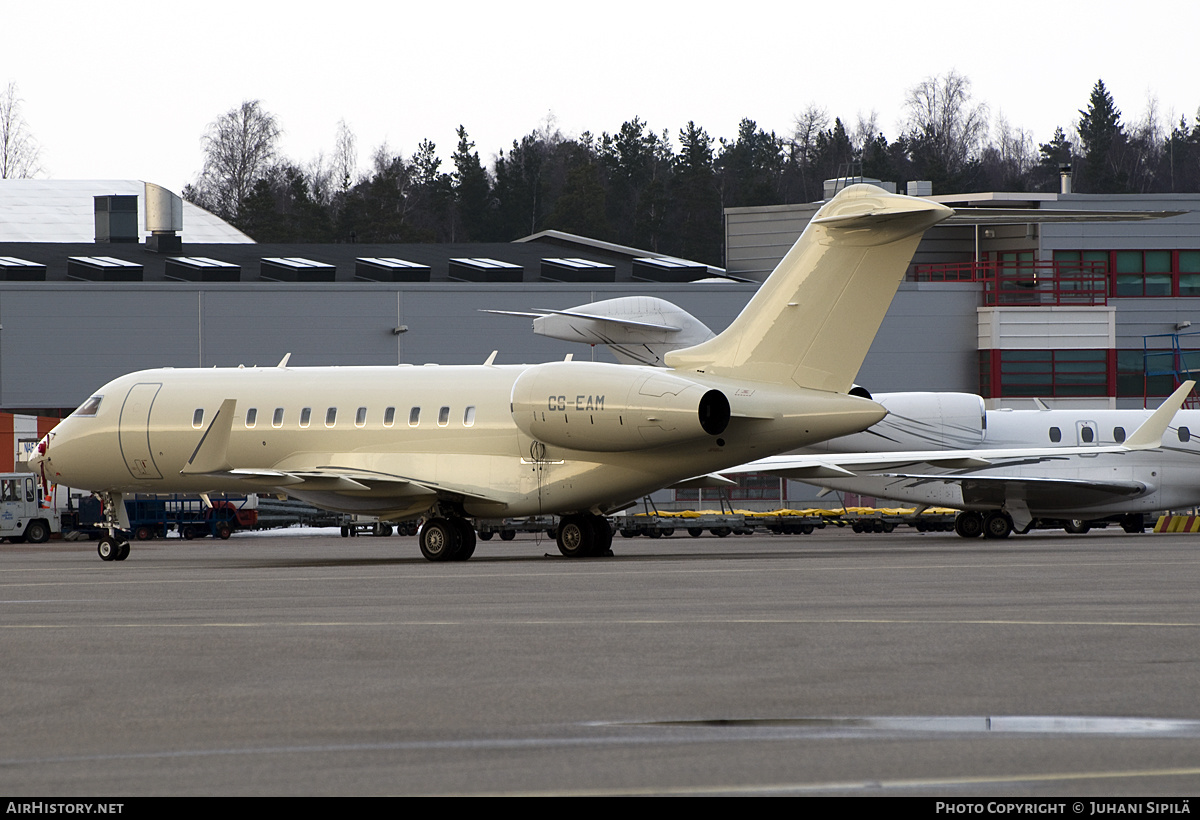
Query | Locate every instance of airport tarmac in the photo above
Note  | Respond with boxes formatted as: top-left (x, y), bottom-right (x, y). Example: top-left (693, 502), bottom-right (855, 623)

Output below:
top-left (3, 527), bottom-right (1200, 796)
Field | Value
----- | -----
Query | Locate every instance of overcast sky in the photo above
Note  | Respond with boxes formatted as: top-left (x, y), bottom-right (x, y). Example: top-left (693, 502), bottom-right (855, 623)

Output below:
top-left (4, 0), bottom-right (1196, 194)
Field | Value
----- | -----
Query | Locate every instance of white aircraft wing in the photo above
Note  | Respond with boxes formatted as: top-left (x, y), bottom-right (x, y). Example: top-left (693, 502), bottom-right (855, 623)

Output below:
top-left (711, 380), bottom-right (1194, 482)
top-left (866, 472), bottom-right (1150, 510)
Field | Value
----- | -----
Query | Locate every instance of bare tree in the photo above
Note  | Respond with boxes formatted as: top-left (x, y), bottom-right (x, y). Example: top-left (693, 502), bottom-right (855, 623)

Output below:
top-left (851, 110), bottom-right (881, 154)
top-left (333, 119), bottom-right (357, 193)
top-left (190, 100), bottom-right (281, 222)
top-left (904, 70), bottom-right (989, 175)
top-left (0, 82), bottom-right (42, 178)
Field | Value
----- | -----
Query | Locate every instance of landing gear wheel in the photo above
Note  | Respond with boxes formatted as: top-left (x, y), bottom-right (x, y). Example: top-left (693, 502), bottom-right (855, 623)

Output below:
top-left (419, 518), bottom-right (461, 562)
top-left (98, 537), bottom-right (117, 561)
top-left (590, 516), bottom-right (613, 556)
top-left (1064, 519), bottom-right (1090, 534)
top-left (556, 515), bottom-right (594, 558)
top-left (115, 542), bottom-right (130, 561)
top-left (954, 512), bottom-right (984, 539)
top-left (1121, 514), bottom-right (1145, 534)
top-left (452, 519), bottom-right (476, 561)
top-left (983, 512), bottom-right (1013, 539)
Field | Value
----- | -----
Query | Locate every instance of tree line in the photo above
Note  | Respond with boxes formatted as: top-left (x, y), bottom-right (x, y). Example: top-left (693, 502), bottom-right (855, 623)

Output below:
top-left (179, 73), bottom-right (1200, 266)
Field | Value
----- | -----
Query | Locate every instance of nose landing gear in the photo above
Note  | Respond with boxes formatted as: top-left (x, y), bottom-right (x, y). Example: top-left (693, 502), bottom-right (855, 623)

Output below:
top-left (96, 492), bottom-right (131, 562)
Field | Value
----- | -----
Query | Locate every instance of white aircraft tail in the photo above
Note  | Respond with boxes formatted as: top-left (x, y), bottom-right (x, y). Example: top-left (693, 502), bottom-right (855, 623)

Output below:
top-left (665, 184), bottom-right (953, 392)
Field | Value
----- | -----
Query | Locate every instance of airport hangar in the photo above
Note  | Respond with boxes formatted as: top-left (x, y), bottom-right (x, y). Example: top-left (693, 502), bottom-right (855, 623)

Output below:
top-left (1, 178), bottom-right (1199, 504)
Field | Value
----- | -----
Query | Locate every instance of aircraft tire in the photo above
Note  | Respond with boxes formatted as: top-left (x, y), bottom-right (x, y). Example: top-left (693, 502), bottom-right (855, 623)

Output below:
top-left (1063, 520), bottom-right (1090, 534)
top-left (589, 515), bottom-right (613, 556)
top-left (954, 512), bottom-right (983, 539)
top-left (97, 537), bottom-right (117, 561)
top-left (115, 542), bottom-right (130, 561)
top-left (556, 515), bottom-right (593, 558)
top-left (419, 518), bottom-right (461, 562)
top-left (452, 519), bottom-right (476, 561)
top-left (983, 512), bottom-right (1012, 539)
top-left (1121, 514), bottom-right (1145, 534)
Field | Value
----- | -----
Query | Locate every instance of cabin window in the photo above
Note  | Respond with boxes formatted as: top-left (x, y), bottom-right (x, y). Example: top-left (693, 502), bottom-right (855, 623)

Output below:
top-left (245, 408), bottom-right (257, 428)
top-left (355, 407), bottom-right (367, 427)
top-left (438, 406), bottom-right (450, 427)
top-left (464, 406), bottom-right (476, 427)
top-left (409, 407), bottom-right (420, 427)
top-left (325, 407), bottom-right (337, 427)
top-left (192, 408), bottom-right (204, 428)
top-left (1081, 426), bottom-right (1094, 443)
top-left (272, 408), bottom-right (284, 428)
top-left (1180, 426), bottom-right (1191, 443)
top-left (1049, 426), bottom-right (1061, 443)
top-left (300, 407), bottom-right (312, 428)
top-left (74, 396), bottom-right (103, 418)
top-left (1114, 426), bottom-right (1126, 443)
top-left (383, 407), bottom-right (396, 427)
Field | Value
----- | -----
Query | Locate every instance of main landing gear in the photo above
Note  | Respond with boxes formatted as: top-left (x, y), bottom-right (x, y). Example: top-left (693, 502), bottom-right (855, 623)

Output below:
top-left (954, 510), bottom-right (1014, 539)
top-left (555, 513), bottom-right (614, 558)
top-left (418, 516), bottom-right (477, 562)
top-left (96, 491), bottom-right (131, 562)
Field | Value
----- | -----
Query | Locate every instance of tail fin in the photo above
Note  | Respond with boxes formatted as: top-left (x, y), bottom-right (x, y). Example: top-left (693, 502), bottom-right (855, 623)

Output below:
top-left (664, 184), bottom-right (952, 392)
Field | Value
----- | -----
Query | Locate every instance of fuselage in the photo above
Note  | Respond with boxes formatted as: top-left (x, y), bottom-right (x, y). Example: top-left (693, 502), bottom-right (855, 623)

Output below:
top-left (33, 362), bottom-right (886, 520)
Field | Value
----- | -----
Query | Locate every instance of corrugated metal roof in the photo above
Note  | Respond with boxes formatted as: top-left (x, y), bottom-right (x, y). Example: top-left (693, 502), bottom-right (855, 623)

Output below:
top-left (0, 180), bottom-right (253, 244)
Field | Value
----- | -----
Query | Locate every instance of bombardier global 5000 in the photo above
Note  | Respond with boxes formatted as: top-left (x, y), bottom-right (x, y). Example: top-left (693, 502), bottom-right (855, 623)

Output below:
top-left (31, 185), bottom-right (953, 562)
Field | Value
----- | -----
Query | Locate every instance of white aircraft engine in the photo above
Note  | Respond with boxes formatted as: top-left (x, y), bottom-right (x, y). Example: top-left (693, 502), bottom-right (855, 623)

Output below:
top-left (510, 361), bottom-right (730, 452)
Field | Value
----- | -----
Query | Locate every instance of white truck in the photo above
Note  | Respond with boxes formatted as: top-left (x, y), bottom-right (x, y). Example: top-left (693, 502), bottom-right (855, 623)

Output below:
top-left (0, 473), bottom-right (58, 543)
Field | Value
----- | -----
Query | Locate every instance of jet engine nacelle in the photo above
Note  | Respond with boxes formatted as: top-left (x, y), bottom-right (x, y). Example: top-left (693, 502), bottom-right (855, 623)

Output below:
top-left (511, 361), bottom-right (730, 452)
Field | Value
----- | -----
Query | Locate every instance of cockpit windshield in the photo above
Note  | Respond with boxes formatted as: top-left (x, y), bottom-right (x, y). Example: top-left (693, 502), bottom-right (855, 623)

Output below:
top-left (73, 395), bottom-right (103, 417)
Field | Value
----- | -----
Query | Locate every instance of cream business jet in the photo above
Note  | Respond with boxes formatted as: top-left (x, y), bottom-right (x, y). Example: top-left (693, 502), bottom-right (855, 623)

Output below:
top-left (30, 185), bottom-right (952, 562)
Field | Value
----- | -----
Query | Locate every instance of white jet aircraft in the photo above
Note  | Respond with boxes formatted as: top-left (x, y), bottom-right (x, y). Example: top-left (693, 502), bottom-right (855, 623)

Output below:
top-left (721, 383), bottom-right (1197, 538)
top-left (30, 184), bottom-right (952, 562)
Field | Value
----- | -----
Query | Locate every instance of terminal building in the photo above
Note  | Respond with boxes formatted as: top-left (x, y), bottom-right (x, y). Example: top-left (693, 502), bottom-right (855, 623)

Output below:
top-left (2, 177), bottom-right (1198, 495)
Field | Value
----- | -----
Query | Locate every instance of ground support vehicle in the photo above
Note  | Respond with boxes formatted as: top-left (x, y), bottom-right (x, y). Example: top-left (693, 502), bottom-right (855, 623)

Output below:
top-left (475, 515), bottom-right (558, 541)
top-left (337, 515), bottom-right (418, 537)
top-left (70, 494), bottom-right (257, 541)
top-left (0, 473), bottom-right (60, 544)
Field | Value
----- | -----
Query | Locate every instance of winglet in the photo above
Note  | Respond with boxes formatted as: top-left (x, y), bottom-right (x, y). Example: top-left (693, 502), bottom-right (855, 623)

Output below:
top-left (181, 398), bottom-right (237, 474)
top-left (1125, 380), bottom-right (1195, 449)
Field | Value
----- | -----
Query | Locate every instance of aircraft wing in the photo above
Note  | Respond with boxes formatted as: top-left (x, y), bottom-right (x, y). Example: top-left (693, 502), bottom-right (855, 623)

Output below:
top-left (716, 380), bottom-right (1193, 481)
top-left (479, 307), bottom-right (681, 332)
top-left (870, 472), bottom-right (1150, 510)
